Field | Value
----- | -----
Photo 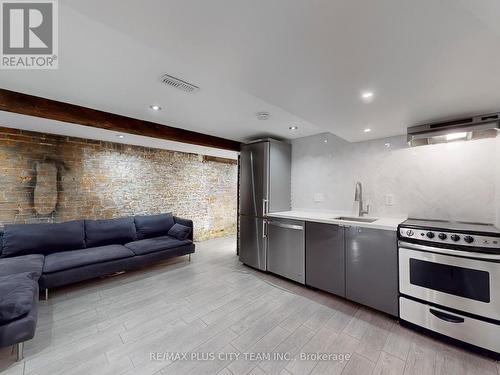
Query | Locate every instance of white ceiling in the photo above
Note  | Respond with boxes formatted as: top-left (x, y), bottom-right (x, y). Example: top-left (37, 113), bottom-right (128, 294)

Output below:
top-left (0, 111), bottom-right (239, 159)
top-left (1, 0), bottom-right (500, 143)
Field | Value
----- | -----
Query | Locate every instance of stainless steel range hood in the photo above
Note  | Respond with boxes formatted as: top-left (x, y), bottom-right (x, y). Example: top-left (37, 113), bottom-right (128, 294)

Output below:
top-left (407, 112), bottom-right (500, 147)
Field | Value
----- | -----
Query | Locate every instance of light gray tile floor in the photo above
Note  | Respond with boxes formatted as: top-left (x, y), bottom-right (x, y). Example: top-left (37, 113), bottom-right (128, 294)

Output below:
top-left (0, 236), bottom-right (498, 375)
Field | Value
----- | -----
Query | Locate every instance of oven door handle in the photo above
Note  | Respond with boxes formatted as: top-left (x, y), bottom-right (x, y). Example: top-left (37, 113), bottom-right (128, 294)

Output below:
top-left (429, 308), bottom-right (465, 324)
top-left (398, 241), bottom-right (500, 261)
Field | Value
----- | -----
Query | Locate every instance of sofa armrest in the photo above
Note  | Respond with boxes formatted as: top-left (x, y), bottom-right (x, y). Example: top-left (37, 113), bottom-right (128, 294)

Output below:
top-left (173, 216), bottom-right (193, 241)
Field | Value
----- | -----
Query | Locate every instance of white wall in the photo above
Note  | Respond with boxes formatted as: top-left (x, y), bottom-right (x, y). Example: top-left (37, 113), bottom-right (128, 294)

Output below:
top-left (292, 132), bottom-right (499, 224)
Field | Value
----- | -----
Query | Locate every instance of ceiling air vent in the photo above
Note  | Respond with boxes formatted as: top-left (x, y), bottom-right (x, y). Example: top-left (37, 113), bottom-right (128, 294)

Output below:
top-left (160, 74), bottom-right (200, 93)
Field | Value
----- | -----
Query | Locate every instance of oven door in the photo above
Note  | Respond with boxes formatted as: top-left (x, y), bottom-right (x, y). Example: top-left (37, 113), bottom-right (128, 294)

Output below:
top-left (399, 242), bottom-right (500, 321)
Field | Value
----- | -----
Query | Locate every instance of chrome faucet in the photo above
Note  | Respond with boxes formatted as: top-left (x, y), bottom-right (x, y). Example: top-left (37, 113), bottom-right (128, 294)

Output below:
top-left (354, 182), bottom-right (370, 217)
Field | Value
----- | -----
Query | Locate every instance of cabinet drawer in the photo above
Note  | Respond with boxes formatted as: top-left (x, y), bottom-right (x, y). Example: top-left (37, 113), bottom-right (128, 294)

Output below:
top-left (400, 297), bottom-right (500, 353)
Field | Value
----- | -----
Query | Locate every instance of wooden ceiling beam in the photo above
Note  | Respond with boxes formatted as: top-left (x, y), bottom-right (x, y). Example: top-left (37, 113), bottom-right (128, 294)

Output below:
top-left (0, 88), bottom-right (241, 151)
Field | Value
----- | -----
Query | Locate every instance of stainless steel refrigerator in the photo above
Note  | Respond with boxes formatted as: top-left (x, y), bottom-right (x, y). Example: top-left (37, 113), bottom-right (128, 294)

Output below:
top-left (239, 139), bottom-right (291, 271)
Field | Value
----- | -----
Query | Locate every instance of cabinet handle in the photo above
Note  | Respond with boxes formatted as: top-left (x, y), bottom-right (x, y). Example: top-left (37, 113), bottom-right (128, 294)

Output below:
top-left (429, 309), bottom-right (465, 324)
top-left (268, 221), bottom-right (304, 230)
top-left (399, 241), bottom-right (500, 261)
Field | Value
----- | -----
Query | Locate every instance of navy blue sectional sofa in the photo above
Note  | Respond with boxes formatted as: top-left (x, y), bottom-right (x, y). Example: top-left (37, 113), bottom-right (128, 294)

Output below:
top-left (0, 213), bottom-right (194, 360)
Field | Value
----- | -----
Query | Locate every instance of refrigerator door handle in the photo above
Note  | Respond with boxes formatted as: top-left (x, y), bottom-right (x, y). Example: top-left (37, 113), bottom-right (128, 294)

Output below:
top-left (262, 219), bottom-right (267, 238)
top-left (262, 199), bottom-right (268, 216)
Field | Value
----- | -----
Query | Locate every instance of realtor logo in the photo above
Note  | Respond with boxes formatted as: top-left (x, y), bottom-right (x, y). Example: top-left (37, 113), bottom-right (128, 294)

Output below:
top-left (1, 0), bottom-right (58, 69)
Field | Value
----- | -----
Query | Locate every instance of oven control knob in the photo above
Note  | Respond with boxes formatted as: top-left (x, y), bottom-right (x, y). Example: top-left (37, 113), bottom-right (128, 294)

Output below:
top-left (451, 234), bottom-right (460, 242)
top-left (406, 230), bottom-right (414, 237)
top-left (438, 233), bottom-right (447, 240)
top-left (464, 236), bottom-right (474, 244)
top-left (426, 232), bottom-right (435, 239)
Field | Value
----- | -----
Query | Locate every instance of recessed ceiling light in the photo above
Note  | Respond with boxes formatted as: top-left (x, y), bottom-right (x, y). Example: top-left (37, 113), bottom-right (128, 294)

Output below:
top-left (364, 128), bottom-right (372, 133)
top-left (116, 135), bottom-right (124, 139)
top-left (384, 143), bottom-right (391, 148)
top-left (289, 126), bottom-right (298, 130)
top-left (324, 139), bottom-right (328, 143)
top-left (257, 111), bottom-right (270, 120)
top-left (360, 91), bottom-right (374, 103)
top-left (149, 104), bottom-right (162, 111)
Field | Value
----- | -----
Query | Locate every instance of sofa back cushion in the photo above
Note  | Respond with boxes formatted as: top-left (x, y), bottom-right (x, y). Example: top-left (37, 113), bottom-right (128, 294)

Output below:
top-left (134, 213), bottom-right (175, 240)
top-left (85, 217), bottom-right (136, 248)
top-left (1, 221), bottom-right (86, 257)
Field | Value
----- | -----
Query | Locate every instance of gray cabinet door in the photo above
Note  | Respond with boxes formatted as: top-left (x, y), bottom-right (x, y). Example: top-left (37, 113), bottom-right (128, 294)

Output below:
top-left (267, 219), bottom-right (305, 284)
top-left (345, 226), bottom-right (398, 316)
top-left (305, 222), bottom-right (345, 297)
top-left (268, 141), bottom-right (291, 213)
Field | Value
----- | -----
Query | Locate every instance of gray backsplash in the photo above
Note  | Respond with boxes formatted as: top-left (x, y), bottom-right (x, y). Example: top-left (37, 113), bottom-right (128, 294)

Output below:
top-left (291, 132), bottom-right (500, 226)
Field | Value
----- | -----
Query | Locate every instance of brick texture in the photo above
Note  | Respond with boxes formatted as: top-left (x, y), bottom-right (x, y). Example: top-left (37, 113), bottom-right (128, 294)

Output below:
top-left (0, 126), bottom-right (237, 241)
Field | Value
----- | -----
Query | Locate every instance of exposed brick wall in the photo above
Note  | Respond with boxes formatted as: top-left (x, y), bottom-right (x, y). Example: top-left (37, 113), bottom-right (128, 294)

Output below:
top-left (0, 126), bottom-right (238, 241)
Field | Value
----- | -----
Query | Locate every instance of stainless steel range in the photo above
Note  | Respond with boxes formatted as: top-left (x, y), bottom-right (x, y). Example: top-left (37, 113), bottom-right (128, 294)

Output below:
top-left (398, 219), bottom-right (500, 355)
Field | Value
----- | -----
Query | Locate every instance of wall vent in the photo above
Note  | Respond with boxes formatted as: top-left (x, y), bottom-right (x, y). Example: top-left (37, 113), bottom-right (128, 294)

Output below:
top-left (160, 74), bottom-right (200, 93)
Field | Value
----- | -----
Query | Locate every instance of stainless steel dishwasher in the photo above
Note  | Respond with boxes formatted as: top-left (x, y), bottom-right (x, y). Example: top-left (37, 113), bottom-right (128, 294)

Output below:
top-left (266, 218), bottom-right (305, 284)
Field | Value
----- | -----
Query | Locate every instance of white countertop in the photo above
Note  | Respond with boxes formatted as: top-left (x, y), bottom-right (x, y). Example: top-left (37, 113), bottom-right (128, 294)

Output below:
top-left (266, 210), bottom-right (407, 231)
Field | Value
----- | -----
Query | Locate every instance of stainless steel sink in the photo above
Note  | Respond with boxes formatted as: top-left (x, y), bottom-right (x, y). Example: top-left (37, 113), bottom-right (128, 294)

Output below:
top-left (331, 216), bottom-right (379, 223)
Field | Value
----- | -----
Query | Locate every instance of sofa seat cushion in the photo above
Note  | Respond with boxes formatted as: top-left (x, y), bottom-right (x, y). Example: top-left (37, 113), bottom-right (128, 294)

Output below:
top-left (0, 273), bottom-right (37, 324)
top-left (43, 245), bottom-right (135, 274)
top-left (125, 236), bottom-right (191, 256)
top-left (0, 254), bottom-right (44, 280)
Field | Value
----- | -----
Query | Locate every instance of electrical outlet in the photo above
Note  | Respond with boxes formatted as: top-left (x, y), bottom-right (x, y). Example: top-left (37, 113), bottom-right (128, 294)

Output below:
top-left (314, 193), bottom-right (325, 203)
top-left (385, 193), bottom-right (394, 206)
